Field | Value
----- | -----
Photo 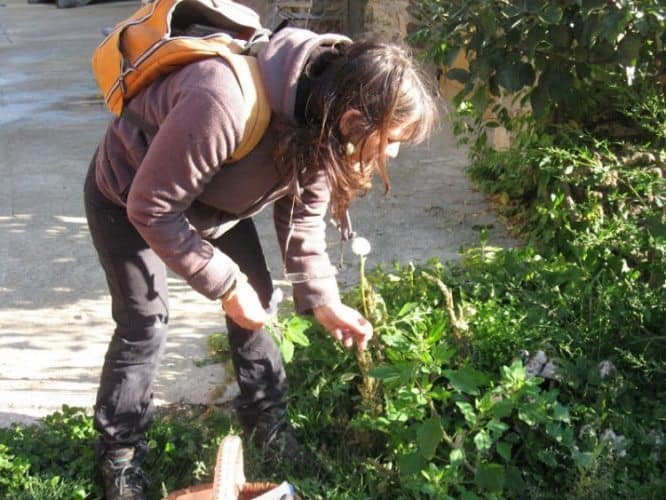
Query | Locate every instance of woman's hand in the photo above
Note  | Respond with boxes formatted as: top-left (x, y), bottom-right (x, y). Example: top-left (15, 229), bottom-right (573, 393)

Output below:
top-left (221, 281), bottom-right (268, 331)
top-left (313, 303), bottom-right (374, 351)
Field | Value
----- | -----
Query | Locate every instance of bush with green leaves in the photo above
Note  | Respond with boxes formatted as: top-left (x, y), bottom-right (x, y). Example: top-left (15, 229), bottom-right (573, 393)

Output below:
top-left (1, 249), bottom-right (664, 498)
top-left (409, 0), bottom-right (665, 134)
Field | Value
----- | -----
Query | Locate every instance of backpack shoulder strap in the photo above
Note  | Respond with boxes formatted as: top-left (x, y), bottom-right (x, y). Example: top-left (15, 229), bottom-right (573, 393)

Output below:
top-left (221, 52), bottom-right (271, 163)
top-left (119, 48), bottom-right (271, 164)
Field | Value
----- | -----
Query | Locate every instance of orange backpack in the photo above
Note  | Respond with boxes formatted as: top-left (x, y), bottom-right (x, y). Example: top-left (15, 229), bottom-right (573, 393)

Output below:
top-left (91, 0), bottom-right (271, 162)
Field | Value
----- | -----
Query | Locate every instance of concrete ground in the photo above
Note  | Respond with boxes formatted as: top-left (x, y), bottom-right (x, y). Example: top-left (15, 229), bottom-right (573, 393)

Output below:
top-left (0, 0), bottom-right (515, 427)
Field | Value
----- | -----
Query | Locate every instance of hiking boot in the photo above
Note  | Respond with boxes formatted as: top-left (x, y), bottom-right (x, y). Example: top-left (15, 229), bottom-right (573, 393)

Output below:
top-left (99, 443), bottom-right (149, 500)
top-left (243, 406), bottom-right (302, 462)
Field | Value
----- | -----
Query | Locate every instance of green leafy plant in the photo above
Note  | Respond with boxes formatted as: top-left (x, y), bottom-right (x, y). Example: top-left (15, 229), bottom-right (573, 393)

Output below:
top-left (410, 0), bottom-right (665, 127)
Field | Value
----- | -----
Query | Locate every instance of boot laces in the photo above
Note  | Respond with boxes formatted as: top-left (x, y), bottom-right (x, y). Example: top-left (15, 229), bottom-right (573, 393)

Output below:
top-left (114, 460), bottom-right (149, 496)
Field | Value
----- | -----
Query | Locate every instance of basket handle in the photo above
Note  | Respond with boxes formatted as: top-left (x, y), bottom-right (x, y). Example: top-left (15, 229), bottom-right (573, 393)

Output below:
top-left (212, 435), bottom-right (246, 499)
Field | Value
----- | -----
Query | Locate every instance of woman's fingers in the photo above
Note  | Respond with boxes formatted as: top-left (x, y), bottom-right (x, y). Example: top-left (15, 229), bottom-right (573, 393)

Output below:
top-left (314, 303), bottom-right (375, 351)
top-left (331, 328), bottom-right (344, 342)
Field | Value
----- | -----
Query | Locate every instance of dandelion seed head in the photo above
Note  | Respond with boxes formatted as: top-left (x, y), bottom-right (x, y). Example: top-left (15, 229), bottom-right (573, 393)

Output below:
top-left (351, 237), bottom-right (371, 256)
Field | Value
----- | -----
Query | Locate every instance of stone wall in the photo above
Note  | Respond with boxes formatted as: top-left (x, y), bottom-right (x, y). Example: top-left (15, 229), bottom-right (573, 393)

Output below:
top-left (237, 1), bottom-right (413, 40)
top-left (362, 0), bottom-right (411, 42)
top-left (237, 1), bottom-right (348, 33)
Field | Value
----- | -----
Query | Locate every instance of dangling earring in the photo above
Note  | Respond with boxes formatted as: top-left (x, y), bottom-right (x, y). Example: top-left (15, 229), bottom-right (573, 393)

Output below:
top-left (345, 142), bottom-right (356, 156)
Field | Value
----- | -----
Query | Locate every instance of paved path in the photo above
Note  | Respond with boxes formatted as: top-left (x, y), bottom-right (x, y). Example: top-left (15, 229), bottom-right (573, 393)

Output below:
top-left (0, 0), bottom-right (515, 426)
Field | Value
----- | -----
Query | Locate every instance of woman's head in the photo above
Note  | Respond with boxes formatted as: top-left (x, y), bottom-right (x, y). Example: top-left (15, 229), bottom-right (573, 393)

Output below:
top-left (279, 38), bottom-right (439, 222)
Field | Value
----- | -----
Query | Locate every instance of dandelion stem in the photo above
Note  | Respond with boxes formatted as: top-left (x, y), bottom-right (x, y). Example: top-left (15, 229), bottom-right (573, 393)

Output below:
top-left (359, 255), bottom-right (369, 319)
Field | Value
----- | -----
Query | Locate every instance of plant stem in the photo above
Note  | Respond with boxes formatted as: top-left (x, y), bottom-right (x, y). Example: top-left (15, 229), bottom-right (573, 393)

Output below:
top-left (359, 255), bottom-right (369, 319)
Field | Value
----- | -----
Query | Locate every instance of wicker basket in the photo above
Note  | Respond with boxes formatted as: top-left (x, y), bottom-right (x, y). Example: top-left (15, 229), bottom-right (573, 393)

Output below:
top-left (166, 435), bottom-right (293, 499)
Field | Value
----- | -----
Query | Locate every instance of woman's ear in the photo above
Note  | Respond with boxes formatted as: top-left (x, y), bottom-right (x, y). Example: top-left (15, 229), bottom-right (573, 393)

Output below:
top-left (339, 108), bottom-right (364, 141)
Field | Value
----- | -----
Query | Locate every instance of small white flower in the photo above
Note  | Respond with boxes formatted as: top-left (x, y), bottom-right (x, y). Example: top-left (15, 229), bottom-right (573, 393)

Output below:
top-left (601, 427), bottom-right (627, 457)
top-left (625, 65), bottom-right (636, 85)
top-left (598, 360), bottom-right (616, 379)
top-left (351, 236), bottom-right (371, 257)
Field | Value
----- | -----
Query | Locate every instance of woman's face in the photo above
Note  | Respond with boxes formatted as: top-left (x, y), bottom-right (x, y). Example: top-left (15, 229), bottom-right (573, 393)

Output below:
top-left (350, 123), bottom-right (412, 171)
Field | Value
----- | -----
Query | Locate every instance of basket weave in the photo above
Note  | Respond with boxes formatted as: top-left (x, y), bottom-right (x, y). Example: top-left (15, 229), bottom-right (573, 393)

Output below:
top-left (167, 435), bottom-right (282, 500)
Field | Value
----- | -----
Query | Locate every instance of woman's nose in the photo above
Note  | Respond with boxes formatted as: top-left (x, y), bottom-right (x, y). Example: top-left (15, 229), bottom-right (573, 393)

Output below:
top-left (385, 142), bottom-right (400, 158)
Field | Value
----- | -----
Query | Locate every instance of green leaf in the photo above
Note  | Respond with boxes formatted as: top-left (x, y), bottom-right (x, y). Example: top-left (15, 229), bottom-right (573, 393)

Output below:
top-left (497, 63), bottom-right (523, 92)
top-left (487, 419), bottom-right (510, 437)
top-left (550, 23), bottom-right (571, 48)
top-left (539, 5), bottom-right (563, 25)
top-left (471, 86), bottom-right (489, 114)
top-left (617, 32), bottom-right (642, 66)
top-left (368, 364), bottom-right (401, 381)
top-left (505, 465), bottom-right (526, 493)
top-left (398, 451), bottom-right (426, 478)
top-left (601, 8), bottom-right (630, 43)
top-left (545, 69), bottom-right (574, 102)
top-left (518, 404), bottom-right (545, 426)
top-left (573, 449), bottom-right (594, 469)
top-left (518, 62), bottom-right (536, 88)
top-left (553, 402), bottom-right (570, 422)
top-left (427, 386), bottom-right (452, 401)
top-left (399, 362), bottom-right (418, 384)
top-left (474, 430), bottom-right (493, 452)
top-left (582, 0), bottom-right (607, 16)
top-left (447, 67), bottom-right (471, 84)
top-left (502, 360), bottom-right (527, 385)
top-left (496, 441), bottom-right (512, 461)
top-left (475, 463), bottom-right (506, 492)
top-left (284, 316), bottom-right (311, 347)
top-left (426, 318), bottom-right (447, 344)
top-left (396, 301), bottom-right (419, 317)
top-left (502, 4), bottom-right (522, 18)
top-left (449, 448), bottom-right (465, 468)
top-left (432, 344), bottom-right (455, 365)
top-left (525, 0), bottom-right (544, 14)
top-left (456, 401), bottom-right (478, 426)
top-left (73, 487), bottom-right (88, 500)
top-left (417, 417), bottom-right (444, 459)
top-left (444, 366), bottom-right (491, 395)
top-left (491, 398), bottom-right (514, 419)
top-left (537, 449), bottom-right (558, 467)
top-left (280, 338), bottom-right (294, 363)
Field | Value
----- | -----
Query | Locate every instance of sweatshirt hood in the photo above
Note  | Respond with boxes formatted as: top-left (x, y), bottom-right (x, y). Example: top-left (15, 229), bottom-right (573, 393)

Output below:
top-left (258, 27), bottom-right (351, 125)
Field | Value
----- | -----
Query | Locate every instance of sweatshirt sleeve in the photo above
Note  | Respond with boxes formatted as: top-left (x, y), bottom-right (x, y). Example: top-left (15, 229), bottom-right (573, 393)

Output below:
top-left (273, 168), bottom-right (340, 313)
top-left (126, 85), bottom-right (244, 300)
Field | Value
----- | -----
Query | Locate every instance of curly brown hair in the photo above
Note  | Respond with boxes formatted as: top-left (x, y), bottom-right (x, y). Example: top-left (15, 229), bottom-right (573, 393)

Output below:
top-left (275, 39), bottom-right (439, 223)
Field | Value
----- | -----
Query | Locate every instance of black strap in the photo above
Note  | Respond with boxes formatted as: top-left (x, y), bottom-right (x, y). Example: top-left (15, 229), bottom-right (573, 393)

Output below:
top-left (120, 106), bottom-right (159, 140)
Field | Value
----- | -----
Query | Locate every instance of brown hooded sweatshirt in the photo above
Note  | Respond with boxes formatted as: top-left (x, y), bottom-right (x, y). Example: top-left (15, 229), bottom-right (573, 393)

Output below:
top-left (93, 27), bottom-right (351, 313)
